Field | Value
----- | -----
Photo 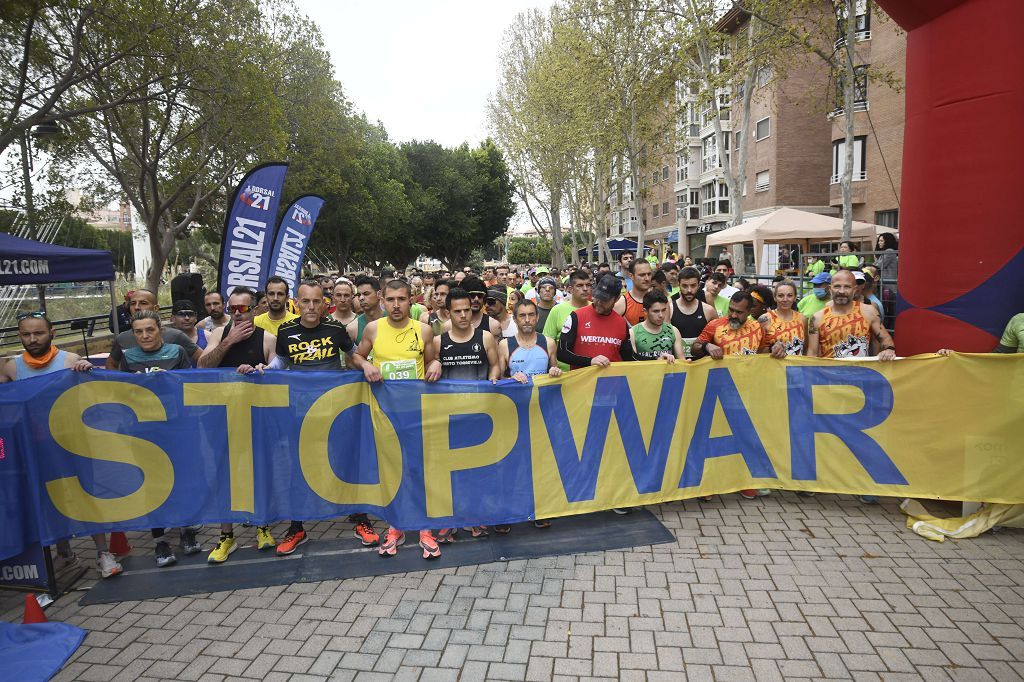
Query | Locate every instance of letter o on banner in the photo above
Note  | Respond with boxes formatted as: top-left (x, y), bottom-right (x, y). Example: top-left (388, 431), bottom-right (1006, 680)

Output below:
top-left (298, 383), bottom-right (403, 506)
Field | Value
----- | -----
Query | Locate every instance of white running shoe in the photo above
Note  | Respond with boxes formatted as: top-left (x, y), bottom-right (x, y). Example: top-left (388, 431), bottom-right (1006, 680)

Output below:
top-left (98, 551), bottom-right (122, 578)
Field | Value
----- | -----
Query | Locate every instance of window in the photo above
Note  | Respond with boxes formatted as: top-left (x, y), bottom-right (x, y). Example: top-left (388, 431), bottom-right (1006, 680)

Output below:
top-left (676, 154), bottom-right (686, 182)
top-left (735, 130), bottom-right (741, 151)
top-left (755, 117), bottom-right (770, 141)
top-left (662, 201), bottom-right (670, 215)
top-left (835, 65), bottom-right (869, 112)
top-left (755, 170), bottom-right (770, 192)
top-left (875, 209), bottom-right (899, 228)
top-left (689, 189), bottom-right (700, 220)
top-left (676, 193), bottom-right (686, 219)
top-left (662, 165), bottom-right (670, 181)
top-left (756, 66), bottom-right (771, 88)
top-left (837, 0), bottom-right (871, 40)
top-left (832, 136), bottom-right (867, 183)
top-left (702, 134), bottom-right (718, 173)
top-left (701, 182), bottom-right (730, 217)
top-left (652, 203), bottom-right (659, 218)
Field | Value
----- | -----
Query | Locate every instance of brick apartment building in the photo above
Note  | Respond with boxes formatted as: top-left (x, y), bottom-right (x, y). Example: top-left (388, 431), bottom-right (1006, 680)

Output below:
top-left (607, 1), bottom-right (905, 271)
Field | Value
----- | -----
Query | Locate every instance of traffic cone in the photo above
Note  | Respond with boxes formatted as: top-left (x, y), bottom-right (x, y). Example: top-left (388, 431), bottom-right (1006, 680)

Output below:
top-left (23, 594), bottom-right (47, 624)
top-left (109, 532), bottom-right (132, 557)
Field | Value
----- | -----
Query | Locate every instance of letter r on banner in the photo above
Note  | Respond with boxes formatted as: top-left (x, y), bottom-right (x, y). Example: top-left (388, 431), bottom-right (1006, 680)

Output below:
top-left (786, 366), bottom-right (907, 484)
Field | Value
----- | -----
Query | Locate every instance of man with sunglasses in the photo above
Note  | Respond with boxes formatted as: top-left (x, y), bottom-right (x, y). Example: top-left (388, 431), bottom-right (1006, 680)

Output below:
top-left (197, 287), bottom-right (281, 562)
top-left (105, 289), bottom-right (201, 370)
top-left (453, 276), bottom-right (502, 338)
top-left (1, 311), bottom-right (124, 579)
top-left (169, 300), bottom-right (206, 364)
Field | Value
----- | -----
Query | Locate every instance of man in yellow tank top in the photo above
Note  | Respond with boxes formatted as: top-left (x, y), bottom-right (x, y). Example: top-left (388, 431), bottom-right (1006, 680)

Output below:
top-left (807, 269), bottom-right (896, 361)
top-left (354, 279), bottom-right (443, 559)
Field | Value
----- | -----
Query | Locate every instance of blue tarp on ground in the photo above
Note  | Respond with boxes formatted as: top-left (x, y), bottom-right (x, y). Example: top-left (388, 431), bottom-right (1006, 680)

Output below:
top-left (0, 232), bottom-right (115, 285)
top-left (0, 622), bottom-right (86, 681)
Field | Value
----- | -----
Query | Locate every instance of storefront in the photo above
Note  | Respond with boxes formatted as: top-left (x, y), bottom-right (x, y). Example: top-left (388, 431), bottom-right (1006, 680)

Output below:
top-left (686, 222), bottom-right (728, 260)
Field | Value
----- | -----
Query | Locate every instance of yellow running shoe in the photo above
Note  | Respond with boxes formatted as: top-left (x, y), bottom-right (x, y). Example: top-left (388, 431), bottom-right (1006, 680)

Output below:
top-left (207, 535), bottom-right (237, 563)
top-left (256, 526), bottom-right (276, 550)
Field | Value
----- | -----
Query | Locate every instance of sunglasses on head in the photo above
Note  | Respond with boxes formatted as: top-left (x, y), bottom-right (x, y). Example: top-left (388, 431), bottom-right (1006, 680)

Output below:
top-left (228, 304), bottom-right (253, 314)
top-left (16, 310), bottom-right (47, 321)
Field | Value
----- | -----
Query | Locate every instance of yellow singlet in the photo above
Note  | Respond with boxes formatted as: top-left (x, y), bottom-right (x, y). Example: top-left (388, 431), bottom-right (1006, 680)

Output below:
top-left (371, 317), bottom-right (425, 380)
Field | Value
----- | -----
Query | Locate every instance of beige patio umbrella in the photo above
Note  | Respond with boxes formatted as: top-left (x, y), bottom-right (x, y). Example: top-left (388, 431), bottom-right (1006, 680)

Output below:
top-left (704, 207), bottom-right (898, 274)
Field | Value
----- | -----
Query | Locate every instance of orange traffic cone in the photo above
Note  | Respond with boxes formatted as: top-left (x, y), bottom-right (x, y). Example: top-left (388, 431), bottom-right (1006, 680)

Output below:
top-left (23, 594), bottom-right (47, 624)
top-left (109, 532), bottom-right (132, 557)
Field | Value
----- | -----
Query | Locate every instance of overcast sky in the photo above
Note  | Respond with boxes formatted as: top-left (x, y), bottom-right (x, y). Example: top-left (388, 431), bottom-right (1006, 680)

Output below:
top-left (296, 0), bottom-right (547, 148)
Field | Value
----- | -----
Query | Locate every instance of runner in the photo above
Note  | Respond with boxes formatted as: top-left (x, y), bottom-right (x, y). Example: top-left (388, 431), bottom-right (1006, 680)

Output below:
top-left (253, 276), bottom-right (298, 336)
top-left (662, 261), bottom-right (681, 297)
top-left (274, 281), bottom-right (375, 555)
top-left (807, 269), bottom-right (895, 361)
top-left (797, 272), bottom-right (832, 316)
top-left (355, 279), bottom-right (443, 560)
top-left (169, 300), bottom-right (206, 362)
top-left (529, 276), bottom-right (560, 330)
top-left (454, 276), bottom-right (502, 337)
top-left (347, 275), bottom-right (385, 345)
top-left (629, 290), bottom-right (684, 362)
top-left (0, 312), bottom-right (121, 578)
top-left (433, 288), bottom-right (501, 382)
top-left (542, 270), bottom-right (592, 371)
top-left (557, 275), bottom-right (635, 370)
top-left (761, 280), bottom-right (806, 356)
top-left (696, 272), bottom-right (729, 316)
top-left (615, 251), bottom-right (635, 292)
top-left (105, 289), bottom-right (201, 369)
top-left (198, 287), bottom-right (280, 562)
top-left (420, 279), bottom-right (452, 333)
top-left (330, 280), bottom-right (358, 326)
top-left (613, 259), bottom-right (653, 325)
top-left (485, 286), bottom-right (518, 338)
top-left (501, 299), bottom-right (563, 383)
top-left (199, 291), bottom-right (229, 332)
top-left (117, 310), bottom-right (198, 567)
top-left (669, 266), bottom-right (718, 360)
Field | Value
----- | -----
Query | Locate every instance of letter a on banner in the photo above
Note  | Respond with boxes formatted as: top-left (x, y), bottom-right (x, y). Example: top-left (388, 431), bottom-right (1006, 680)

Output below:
top-left (217, 162), bottom-right (289, 297)
top-left (267, 194), bottom-right (325, 294)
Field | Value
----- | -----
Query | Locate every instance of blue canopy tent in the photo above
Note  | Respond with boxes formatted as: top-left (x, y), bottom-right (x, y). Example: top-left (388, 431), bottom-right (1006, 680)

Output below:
top-left (0, 231), bottom-right (119, 331)
top-left (577, 238), bottom-right (652, 262)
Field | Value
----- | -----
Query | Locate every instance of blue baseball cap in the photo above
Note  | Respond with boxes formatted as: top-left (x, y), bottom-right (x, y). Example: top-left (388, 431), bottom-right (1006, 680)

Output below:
top-left (810, 272), bottom-right (832, 285)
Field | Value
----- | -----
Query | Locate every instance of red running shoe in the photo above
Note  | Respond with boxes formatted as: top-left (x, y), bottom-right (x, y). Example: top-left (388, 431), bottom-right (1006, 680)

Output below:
top-left (353, 521), bottom-right (379, 547)
top-left (419, 530), bottom-right (441, 559)
top-left (276, 529), bottom-right (308, 556)
top-left (378, 528), bottom-right (405, 557)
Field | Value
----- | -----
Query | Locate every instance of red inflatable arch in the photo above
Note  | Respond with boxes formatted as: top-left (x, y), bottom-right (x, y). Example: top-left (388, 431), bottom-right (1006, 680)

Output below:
top-left (877, 0), bottom-right (1024, 354)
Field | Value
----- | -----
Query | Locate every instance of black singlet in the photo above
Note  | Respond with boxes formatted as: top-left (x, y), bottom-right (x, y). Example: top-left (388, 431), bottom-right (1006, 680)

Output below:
top-left (439, 326), bottom-right (488, 381)
top-left (218, 322), bottom-right (268, 368)
top-left (670, 294), bottom-right (708, 359)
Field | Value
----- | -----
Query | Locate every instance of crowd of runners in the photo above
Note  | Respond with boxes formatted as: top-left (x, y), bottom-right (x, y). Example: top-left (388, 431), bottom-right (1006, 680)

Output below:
top-left (3, 250), bottom-right (1022, 580)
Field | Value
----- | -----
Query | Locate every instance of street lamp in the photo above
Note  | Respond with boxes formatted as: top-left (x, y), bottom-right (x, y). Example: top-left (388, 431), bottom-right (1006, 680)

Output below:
top-left (19, 118), bottom-right (62, 311)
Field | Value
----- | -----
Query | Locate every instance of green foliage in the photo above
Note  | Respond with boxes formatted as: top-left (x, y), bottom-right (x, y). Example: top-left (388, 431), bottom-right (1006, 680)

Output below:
top-left (507, 237), bottom-right (552, 265)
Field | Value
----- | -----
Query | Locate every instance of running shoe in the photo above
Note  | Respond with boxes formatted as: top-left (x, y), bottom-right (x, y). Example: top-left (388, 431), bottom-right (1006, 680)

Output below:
top-left (494, 525), bottom-right (511, 535)
top-left (208, 535), bottom-right (237, 563)
top-left (256, 526), bottom-right (276, 550)
top-left (612, 508), bottom-right (632, 515)
top-left (155, 541), bottom-right (177, 568)
top-left (859, 495), bottom-right (879, 504)
top-left (796, 491), bottom-right (816, 497)
top-left (353, 520), bottom-right (379, 547)
top-left (97, 551), bottom-right (122, 578)
top-left (700, 495), bottom-right (714, 502)
top-left (181, 529), bottom-right (201, 555)
top-left (419, 530), bottom-right (441, 560)
top-left (54, 552), bottom-right (81, 572)
top-left (464, 526), bottom-right (488, 538)
top-left (379, 528), bottom-right (405, 557)
top-left (533, 519), bottom-right (551, 529)
top-left (757, 489), bottom-right (772, 497)
top-left (739, 489), bottom-right (758, 500)
top-left (276, 529), bottom-right (308, 556)
top-left (437, 528), bottom-right (457, 544)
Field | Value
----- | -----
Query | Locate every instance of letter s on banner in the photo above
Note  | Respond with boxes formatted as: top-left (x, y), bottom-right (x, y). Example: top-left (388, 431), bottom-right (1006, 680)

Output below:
top-left (299, 383), bottom-right (403, 506)
top-left (46, 383), bottom-right (174, 522)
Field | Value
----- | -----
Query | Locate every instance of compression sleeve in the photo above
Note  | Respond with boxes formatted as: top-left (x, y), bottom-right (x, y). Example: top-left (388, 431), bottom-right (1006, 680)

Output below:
top-left (268, 355), bottom-right (286, 370)
top-left (556, 312), bottom-right (593, 369)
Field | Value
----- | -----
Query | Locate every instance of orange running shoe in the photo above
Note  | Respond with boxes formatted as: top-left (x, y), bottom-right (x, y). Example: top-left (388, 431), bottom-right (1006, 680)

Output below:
top-left (437, 528), bottom-right (456, 544)
top-left (419, 530), bottom-right (440, 560)
top-left (353, 520), bottom-right (379, 547)
top-left (379, 528), bottom-right (405, 557)
top-left (276, 529), bottom-right (308, 556)
top-left (739, 489), bottom-right (758, 500)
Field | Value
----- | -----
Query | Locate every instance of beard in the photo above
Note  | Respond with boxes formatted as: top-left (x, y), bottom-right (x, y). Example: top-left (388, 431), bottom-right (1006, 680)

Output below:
top-left (728, 318), bottom-right (743, 330)
top-left (833, 294), bottom-right (851, 305)
top-left (25, 341), bottom-right (53, 357)
top-left (681, 292), bottom-right (695, 302)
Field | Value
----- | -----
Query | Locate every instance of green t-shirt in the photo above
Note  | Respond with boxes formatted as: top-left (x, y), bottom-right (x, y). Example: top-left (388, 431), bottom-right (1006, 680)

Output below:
top-left (713, 294), bottom-right (730, 317)
top-left (797, 293), bottom-right (828, 317)
top-left (543, 300), bottom-right (585, 371)
top-left (999, 313), bottom-right (1024, 352)
top-left (632, 322), bottom-right (676, 360)
top-left (830, 254), bottom-right (860, 274)
top-left (411, 303), bottom-right (426, 321)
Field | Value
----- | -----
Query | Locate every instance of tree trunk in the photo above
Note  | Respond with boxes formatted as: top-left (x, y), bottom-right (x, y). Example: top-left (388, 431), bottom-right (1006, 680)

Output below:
top-left (145, 218), bottom-right (172, 294)
top-left (840, 0), bottom-right (856, 242)
top-left (549, 186), bottom-right (566, 268)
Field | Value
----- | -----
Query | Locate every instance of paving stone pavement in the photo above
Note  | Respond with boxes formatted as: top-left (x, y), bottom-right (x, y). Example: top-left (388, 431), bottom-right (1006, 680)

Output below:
top-left (3, 493), bottom-right (1023, 681)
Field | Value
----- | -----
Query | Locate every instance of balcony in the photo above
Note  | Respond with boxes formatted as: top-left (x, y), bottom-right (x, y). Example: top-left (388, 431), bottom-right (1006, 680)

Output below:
top-left (830, 170), bottom-right (867, 184)
top-left (828, 101), bottom-right (869, 119)
top-left (834, 30), bottom-right (871, 49)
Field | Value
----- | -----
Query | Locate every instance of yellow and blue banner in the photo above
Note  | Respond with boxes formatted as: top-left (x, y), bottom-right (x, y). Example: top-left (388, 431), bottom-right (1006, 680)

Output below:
top-left (0, 354), bottom-right (1021, 561)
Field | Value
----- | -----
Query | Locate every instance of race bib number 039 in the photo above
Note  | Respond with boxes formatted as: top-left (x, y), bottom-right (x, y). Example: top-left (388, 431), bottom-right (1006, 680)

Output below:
top-left (380, 359), bottom-right (418, 380)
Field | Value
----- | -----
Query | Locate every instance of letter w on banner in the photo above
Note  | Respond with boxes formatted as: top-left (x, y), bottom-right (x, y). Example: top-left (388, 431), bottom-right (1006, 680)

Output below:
top-left (217, 162), bottom-right (289, 297)
top-left (268, 194), bottom-right (326, 294)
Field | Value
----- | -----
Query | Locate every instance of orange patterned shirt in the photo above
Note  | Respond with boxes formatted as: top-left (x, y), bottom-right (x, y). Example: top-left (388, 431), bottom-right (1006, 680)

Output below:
top-left (697, 317), bottom-right (765, 356)
top-left (818, 301), bottom-right (871, 358)
top-left (762, 309), bottom-right (807, 356)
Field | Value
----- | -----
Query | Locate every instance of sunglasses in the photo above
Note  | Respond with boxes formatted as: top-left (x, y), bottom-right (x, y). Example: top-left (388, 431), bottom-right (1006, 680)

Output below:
top-left (228, 304), bottom-right (253, 314)
top-left (174, 311), bottom-right (196, 317)
top-left (468, 292), bottom-right (485, 299)
top-left (484, 297), bottom-right (499, 305)
top-left (16, 310), bottom-right (47, 321)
